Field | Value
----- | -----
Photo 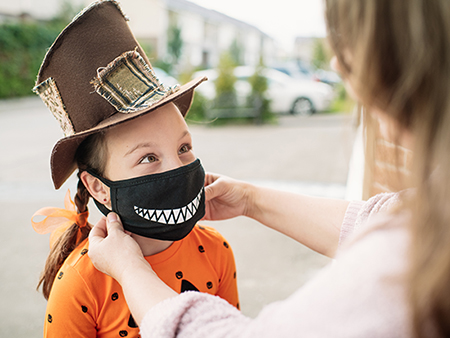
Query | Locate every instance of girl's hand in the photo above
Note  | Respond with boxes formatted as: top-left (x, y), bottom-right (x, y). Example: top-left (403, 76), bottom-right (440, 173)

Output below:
top-left (203, 173), bottom-right (254, 221)
top-left (89, 213), bottom-right (148, 284)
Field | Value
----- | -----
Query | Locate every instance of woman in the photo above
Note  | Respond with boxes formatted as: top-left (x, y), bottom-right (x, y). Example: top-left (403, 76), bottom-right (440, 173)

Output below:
top-left (88, 0), bottom-right (450, 336)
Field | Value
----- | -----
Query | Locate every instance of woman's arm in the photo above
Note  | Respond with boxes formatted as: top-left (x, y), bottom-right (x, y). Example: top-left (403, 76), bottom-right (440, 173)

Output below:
top-left (204, 173), bottom-right (349, 257)
top-left (88, 213), bottom-right (177, 325)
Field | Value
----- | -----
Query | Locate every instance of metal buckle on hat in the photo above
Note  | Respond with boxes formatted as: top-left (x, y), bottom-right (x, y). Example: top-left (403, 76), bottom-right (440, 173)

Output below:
top-left (90, 50), bottom-right (180, 114)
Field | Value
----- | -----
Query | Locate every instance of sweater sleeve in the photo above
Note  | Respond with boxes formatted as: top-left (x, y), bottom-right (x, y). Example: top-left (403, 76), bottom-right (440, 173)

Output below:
top-left (140, 292), bottom-right (249, 338)
top-left (338, 192), bottom-right (401, 248)
top-left (139, 192), bottom-right (409, 338)
top-left (140, 212), bottom-right (411, 338)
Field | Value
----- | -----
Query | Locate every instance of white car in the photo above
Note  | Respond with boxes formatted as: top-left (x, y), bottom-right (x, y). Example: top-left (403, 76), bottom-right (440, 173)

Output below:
top-left (153, 67), bottom-right (179, 87)
top-left (193, 66), bottom-right (334, 115)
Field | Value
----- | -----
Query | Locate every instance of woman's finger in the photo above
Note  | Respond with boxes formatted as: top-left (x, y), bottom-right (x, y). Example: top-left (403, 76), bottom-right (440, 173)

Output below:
top-left (106, 212), bottom-right (125, 233)
top-left (204, 172), bottom-right (220, 186)
top-left (89, 216), bottom-right (107, 246)
top-left (204, 175), bottom-right (225, 202)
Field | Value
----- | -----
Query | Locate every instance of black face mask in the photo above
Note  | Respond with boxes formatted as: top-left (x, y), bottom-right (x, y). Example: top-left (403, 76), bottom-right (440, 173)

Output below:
top-left (88, 159), bottom-right (205, 241)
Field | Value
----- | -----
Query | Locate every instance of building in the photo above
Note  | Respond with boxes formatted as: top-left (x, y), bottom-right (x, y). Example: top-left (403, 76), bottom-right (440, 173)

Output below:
top-left (167, 0), bottom-right (274, 68)
top-left (0, 0), bottom-right (275, 70)
top-left (293, 36), bottom-right (316, 63)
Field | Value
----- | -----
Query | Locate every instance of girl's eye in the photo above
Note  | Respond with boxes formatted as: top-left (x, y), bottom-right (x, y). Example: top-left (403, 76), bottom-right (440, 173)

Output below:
top-left (179, 144), bottom-right (192, 154)
top-left (141, 154), bottom-right (157, 163)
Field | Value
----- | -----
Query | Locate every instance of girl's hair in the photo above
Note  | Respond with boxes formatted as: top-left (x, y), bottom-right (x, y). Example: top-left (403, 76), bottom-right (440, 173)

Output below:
top-left (37, 132), bottom-right (107, 299)
top-left (326, 0), bottom-right (450, 336)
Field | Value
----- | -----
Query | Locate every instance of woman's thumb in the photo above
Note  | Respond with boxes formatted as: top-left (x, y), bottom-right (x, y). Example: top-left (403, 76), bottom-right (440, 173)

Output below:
top-left (106, 212), bottom-right (124, 233)
top-left (204, 180), bottom-right (220, 202)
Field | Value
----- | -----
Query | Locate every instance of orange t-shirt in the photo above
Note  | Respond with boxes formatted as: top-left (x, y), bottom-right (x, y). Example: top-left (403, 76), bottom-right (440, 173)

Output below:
top-left (44, 225), bottom-right (239, 337)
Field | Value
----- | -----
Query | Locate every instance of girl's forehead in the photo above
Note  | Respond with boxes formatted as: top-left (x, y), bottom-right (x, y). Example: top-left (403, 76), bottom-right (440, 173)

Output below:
top-left (104, 104), bottom-right (189, 149)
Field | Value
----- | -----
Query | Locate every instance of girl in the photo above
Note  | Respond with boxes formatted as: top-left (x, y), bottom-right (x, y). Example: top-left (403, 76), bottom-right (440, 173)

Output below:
top-left (89, 0), bottom-right (450, 337)
top-left (31, 1), bottom-right (238, 337)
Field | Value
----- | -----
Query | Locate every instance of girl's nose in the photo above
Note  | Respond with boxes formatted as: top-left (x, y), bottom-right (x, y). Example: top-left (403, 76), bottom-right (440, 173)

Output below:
top-left (163, 155), bottom-right (185, 173)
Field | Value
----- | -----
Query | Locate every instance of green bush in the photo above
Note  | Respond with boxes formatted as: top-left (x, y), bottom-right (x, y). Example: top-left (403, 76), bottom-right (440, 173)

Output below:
top-left (214, 52), bottom-right (237, 108)
top-left (186, 91), bottom-right (208, 123)
top-left (247, 58), bottom-right (276, 124)
top-left (0, 21), bottom-right (64, 98)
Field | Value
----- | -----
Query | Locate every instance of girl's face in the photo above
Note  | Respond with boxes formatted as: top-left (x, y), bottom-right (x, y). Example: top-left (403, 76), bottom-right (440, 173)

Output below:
top-left (103, 102), bottom-right (195, 181)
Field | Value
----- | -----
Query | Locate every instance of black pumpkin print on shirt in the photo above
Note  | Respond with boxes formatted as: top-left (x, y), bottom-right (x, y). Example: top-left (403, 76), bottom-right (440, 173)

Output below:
top-left (128, 314), bottom-right (138, 328)
top-left (177, 269), bottom-right (199, 292)
top-left (180, 279), bottom-right (199, 292)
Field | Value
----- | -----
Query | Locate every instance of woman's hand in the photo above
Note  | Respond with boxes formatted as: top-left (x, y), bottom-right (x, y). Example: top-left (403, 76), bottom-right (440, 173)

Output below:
top-left (89, 213), bottom-right (177, 325)
top-left (88, 212), bottom-right (148, 284)
top-left (203, 172), bottom-right (349, 257)
top-left (203, 173), bottom-right (255, 221)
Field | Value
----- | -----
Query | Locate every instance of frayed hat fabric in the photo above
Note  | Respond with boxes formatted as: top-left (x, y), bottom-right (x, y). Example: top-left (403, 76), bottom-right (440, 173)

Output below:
top-left (90, 49), bottom-right (180, 113)
top-left (33, 0), bottom-right (206, 189)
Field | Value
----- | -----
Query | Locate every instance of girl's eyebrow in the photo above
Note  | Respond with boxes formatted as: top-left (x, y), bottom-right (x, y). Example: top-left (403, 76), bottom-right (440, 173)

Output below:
top-left (124, 142), bottom-right (155, 156)
top-left (179, 130), bottom-right (191, 140)
top-left (125, 130), bottom-right (191, 156)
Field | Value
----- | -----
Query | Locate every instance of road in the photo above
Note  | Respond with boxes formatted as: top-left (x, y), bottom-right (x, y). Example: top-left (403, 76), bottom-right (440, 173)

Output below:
top-left (0, 96), bottom-right (355, 337)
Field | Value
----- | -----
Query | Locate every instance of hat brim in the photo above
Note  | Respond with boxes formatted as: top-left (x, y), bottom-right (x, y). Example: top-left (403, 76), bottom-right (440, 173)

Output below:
top-left (50, 75), bottom-right (207, 189)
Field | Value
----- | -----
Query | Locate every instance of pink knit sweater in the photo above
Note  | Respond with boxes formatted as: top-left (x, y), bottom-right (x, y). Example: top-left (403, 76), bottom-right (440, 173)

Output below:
top-left (140, 193), bottom-right (414, 337)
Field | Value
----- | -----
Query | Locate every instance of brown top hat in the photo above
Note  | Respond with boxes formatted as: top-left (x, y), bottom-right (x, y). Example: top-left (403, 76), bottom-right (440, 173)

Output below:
top-left (34, 0), bottom-right (206, 189)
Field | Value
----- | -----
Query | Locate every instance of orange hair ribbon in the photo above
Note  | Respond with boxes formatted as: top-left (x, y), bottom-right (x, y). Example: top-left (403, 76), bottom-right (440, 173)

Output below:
top-left (31, 189), bottom-right (89, 248)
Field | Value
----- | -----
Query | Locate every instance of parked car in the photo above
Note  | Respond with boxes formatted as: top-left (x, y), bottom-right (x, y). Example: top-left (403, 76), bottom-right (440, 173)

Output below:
top-left (273, 61), bottom-right (342, 87)
top-left (193, 66), bottom-right (334, 115)
top-left (153, 67), bottom-right (179, 87)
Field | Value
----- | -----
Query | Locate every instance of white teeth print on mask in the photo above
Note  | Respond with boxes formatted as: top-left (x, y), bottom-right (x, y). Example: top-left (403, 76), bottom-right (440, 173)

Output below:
top-left (134, 188), bottom-right (203, 225)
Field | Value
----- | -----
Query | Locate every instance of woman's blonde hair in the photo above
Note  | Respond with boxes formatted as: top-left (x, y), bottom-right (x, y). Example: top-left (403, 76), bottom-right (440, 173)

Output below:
top-left (326, 0), bottom-right (450, 336)
top-left (37, 132), bottom-right (107, 299)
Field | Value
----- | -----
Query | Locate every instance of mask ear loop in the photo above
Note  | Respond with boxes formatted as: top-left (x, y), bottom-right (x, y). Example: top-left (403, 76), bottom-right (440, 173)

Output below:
top-left (86, 169), bottom-right (112, 186)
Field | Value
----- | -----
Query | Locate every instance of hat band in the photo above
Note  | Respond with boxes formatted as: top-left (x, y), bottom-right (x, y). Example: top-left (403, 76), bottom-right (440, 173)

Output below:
top-left (91, 50), bottom-right (180, 114)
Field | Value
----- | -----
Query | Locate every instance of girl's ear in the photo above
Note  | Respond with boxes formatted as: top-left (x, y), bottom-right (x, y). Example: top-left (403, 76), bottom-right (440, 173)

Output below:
top-left (80, 171), bottom-right (110, 206)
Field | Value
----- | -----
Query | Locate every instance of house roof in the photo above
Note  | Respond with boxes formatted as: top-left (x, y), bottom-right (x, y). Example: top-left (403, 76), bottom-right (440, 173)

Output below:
top-left (165, 0), bottom-right (271, 38)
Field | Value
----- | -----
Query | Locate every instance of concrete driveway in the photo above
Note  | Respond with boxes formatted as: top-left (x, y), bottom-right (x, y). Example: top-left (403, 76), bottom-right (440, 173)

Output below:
top-left (0, 97), bottom-right (355, 337)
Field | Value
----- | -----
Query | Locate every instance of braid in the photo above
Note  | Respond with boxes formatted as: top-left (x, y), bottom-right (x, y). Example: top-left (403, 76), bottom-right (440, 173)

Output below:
top-left (75, 177), bottom-right (90, 213)
top-left (37, 132), bottom-right (106, 299)
top-left (37, 179), bottom-right (93, 300)
top-left (74, 176), bottom-right (92, 244)
top-left (37, 215), bottom-right (82, 299)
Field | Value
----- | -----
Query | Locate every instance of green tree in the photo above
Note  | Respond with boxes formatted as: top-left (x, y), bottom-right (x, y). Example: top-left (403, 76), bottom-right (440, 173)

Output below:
top-left (214, 51), bottom-right (237, 108)
top-left (248, 56), bottom-right (274, 123)
top-left (167, 23), bottom-right (183, 65)
top-left (229, 38), bottom-right (243, 66)
top-left (0, 1), bottom-right (81, 98)
top-left (312, 38), bottom-right (329, 70)
top-left (0, 22), bottom-right (64, 98)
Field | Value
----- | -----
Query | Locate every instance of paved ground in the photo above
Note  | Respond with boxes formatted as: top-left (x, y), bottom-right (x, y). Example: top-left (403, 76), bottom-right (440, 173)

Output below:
top-left (0, 97), bottom-right (355, 337)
